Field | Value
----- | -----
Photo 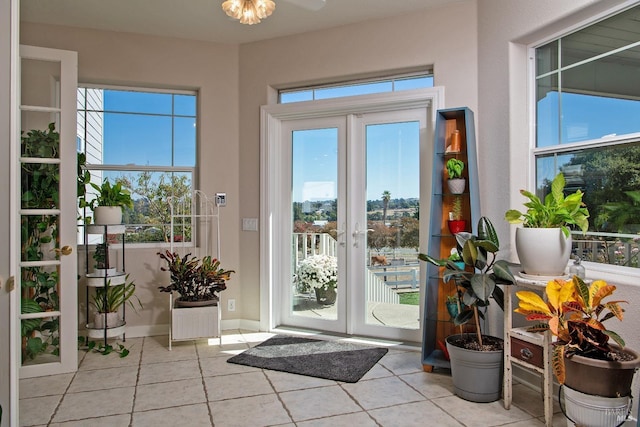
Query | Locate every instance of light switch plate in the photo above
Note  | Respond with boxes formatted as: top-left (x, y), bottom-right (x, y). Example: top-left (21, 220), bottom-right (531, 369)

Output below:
top-left (242, 218), bottom-right (258, 231)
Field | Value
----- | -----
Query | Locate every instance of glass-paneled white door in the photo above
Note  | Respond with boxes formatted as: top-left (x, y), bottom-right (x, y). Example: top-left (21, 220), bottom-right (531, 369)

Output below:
top-left (17, 45), bottom-right (78, 378)
top-left (278, 108), bottom-right (427, 342)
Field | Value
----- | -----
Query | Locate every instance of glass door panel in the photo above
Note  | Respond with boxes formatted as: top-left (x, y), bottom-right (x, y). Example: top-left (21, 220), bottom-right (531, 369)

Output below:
top-left (281, 117), bottom-right (346, 334)
top-left (364, 121), bottom-right (421, 328)
top-left (349, 110), bottom-right (426, 342)
top-left (291, 128), bottom-right (339, 321)
top-left (18, 45), bottom-right (78, 378)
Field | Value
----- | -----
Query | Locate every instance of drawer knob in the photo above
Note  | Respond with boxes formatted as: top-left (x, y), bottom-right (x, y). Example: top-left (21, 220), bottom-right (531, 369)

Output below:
top-left (520, 347), bottom-right (534, 360)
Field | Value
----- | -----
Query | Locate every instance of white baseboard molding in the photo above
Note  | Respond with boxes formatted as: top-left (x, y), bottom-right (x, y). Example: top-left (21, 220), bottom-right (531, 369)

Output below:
top-left (79, 319), bottom-right (263, 340)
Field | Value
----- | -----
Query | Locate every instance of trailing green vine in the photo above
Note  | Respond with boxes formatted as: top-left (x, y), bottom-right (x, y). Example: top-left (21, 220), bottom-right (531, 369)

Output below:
top-left (78, 336), bottom-right (130, 358)
top-left (20, 123), bottom-right (62, 361)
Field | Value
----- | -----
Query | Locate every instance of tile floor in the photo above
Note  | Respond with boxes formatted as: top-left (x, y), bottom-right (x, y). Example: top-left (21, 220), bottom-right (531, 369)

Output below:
top-left (19, 330), bottom-right (568, 427)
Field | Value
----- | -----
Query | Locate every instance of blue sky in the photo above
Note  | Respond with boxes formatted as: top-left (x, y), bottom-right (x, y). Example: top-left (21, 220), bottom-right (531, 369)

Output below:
top-left (292, 121), bottom-right (420, 203)
top-left (102, 90), bottom-right (196, 167)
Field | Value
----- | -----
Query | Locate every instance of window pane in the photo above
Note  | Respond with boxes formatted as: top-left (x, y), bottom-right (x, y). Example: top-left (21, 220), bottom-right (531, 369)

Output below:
top-left (174, 94), bottom-right (196, 116)
top-left (104, 90), bottom-right (172, 115)
top-left (562, 59), bottom-right (640, 143)
top-left (536, 143), bottom-right (640, 266)
top-left (103, 113), bottom-right (172, 166)
top-left (536, 40), bottom-right (558, 76)
top-left (84, 170), bottom-right (193, 243)
top-left (174, 117), bottom-right (196, 167)
top-left (562, 6), bottom-right (640, 67)
top-left (315, 81), bottom-right (391, 100)
top-left (536, 74), bottom-right (559, 147)
top-left (279, 74), bottom-right (433, 104)
top-left (394, 76), bottom-right (433, 91)
top-left (281, 91), bottom-right (313, 103)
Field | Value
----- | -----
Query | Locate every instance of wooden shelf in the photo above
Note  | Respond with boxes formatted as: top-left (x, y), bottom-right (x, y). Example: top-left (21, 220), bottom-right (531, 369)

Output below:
top-left (421, 107), bottom-right (479, 371)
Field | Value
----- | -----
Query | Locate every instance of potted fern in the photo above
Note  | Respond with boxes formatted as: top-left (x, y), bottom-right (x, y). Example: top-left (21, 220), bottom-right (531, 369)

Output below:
top-left (89, 179), bottom-right (134, 225)
top-left (419, 217), bottom-right (517, 402)
top-left (505, 172), bottom-right (589, 277)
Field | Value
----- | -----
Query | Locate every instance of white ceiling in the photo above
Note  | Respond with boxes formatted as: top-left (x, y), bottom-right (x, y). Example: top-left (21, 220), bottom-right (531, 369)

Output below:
top-left (20, 0), bottom-right (461, 45)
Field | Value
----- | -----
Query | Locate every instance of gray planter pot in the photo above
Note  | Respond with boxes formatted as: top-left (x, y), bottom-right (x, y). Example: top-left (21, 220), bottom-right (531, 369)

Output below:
top-left (446, 334), bottom-right (503, 403)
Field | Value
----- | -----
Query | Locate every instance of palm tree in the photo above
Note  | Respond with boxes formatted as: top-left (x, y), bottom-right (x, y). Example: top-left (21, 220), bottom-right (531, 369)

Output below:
top-left (381, 190), bottom-right (391, 225)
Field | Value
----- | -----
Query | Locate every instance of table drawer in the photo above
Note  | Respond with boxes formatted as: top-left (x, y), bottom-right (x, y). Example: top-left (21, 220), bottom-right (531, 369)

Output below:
top-left (511, 337), bottom-right (544, 368)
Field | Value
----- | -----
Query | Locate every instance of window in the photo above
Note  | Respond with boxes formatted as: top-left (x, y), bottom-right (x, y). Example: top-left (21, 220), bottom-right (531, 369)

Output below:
top-left (279, 74), bottom-right (433, 104)
top-left (77, 86), bottom-right (197, 244)
top-left (533, 5), bottom-right (640, 268)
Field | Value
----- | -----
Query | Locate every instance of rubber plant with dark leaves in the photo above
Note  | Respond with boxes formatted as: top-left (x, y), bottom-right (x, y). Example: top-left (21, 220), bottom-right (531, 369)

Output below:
top-left (20, 123), bottom-right (62, 361)
top-left (157, 251), bottom-right (235, 303)
top-left (515, 276), bottom-right (634, 385)
top-left (419, 216), bottom-right (517, 349)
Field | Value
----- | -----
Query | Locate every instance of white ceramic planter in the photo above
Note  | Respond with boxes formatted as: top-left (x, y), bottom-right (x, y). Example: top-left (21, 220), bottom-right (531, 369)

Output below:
top-left (515, 227), bottom-right (571, 277)
top-left (93, 206), bottom-right (123, 225)
top-left (563, 386), bottom-right (631, 427)
top-left (171, 303), bottom-right (219, 341)
top-left (447, 178), bottom-right (466, 194)
top-left (94, 312), bottom-right (120, 329)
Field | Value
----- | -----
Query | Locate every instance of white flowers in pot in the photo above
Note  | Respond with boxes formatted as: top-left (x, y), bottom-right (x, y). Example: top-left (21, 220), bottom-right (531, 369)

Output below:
top-left (295, 254), bottom-right (338, 293)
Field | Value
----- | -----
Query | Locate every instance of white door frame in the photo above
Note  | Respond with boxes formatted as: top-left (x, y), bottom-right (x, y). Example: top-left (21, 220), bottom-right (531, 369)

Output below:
top-left (260, 88), bottom-right (444, 336)
top-left (2, 0), bottom-right (19, 424)
top-left (17, 44), bottom-right (78, 378)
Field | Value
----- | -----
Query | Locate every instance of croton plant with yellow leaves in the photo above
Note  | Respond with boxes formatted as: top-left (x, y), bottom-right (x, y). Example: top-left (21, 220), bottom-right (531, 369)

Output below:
top-left (515, 276), bottom-right (627, 384)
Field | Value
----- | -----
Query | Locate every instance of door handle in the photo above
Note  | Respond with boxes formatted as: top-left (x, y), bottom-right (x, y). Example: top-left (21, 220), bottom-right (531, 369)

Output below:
top-left (352, 223), bottom-right (373, 248)
top-left (336, 223), bottom-right (346, 247)
top-left (54, 245), bottom-right (73, 256)
top-left (5, 276), bottom-right (15, 292)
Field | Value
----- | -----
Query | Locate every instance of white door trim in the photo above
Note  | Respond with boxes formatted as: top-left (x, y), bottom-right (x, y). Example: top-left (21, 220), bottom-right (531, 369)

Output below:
top-left (260, 88), bottom-right (444, 333)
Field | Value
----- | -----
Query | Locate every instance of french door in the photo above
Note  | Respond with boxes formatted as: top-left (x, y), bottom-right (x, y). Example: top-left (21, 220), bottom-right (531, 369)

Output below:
top-left (263, 90), bottom-right (439, 343)
top-left (16, 45), bottom-right (78, 378)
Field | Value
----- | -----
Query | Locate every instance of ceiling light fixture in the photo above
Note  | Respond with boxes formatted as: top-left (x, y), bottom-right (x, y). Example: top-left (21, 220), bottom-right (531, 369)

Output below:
top-left (222, 0), bottom-right (276, 25)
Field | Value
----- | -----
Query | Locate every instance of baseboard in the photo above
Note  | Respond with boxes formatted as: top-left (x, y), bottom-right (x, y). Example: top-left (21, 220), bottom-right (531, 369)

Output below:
top-left (79, 319), bottom-right (263, 340)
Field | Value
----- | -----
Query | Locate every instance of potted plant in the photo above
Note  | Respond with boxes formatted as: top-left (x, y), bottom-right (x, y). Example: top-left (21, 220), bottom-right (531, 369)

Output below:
top-left (157, 251), bottom-right (234, 306)
top-left (445, 158), bottom-right (466, 194)
top-left (158, 251), bottom-right (234, 342)
top-left (92, 242), bottom-right (116, 276)
top-left (419, 216), bottom-right (517, 402)
top-left (515, 276), bottom-right (639, 426)
top-left (91, 276), bottom-right (141, 329)
top-left (89, 179), bottom-right (134, 225)
top-left (295, 254), bottom-right (338, 305)
top-left (504, 172), bottom-right (590, 277)
top-left (447, 196), bottom-right (466, 234)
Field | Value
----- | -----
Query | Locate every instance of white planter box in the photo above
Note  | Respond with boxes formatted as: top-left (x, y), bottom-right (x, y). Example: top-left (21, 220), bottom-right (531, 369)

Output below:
top-left (171, 303), bottom-right (220, 341)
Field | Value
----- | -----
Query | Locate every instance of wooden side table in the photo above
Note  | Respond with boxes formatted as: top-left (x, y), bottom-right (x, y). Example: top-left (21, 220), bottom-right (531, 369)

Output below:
top-left (503, 277), bottom-right (553, 427)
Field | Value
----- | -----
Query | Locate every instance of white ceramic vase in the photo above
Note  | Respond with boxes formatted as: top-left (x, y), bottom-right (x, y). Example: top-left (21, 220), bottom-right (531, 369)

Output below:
top-left (94, 312), bottom-right (120, 329)
top-left (515, 227), bottom-right (571, 277)
top-left (447, 178), bottom-right (466, 194)
top-left (93, 206), bottom-right (122, 225)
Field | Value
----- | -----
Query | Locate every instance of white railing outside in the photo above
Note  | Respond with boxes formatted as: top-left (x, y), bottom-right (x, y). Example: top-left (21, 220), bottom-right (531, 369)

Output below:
top-left (366, 268), bottom-right (400, 304)
top-left (293, 232), bottom-right (337, 269)
top-left (292, 232), bottom-right (404, 304)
